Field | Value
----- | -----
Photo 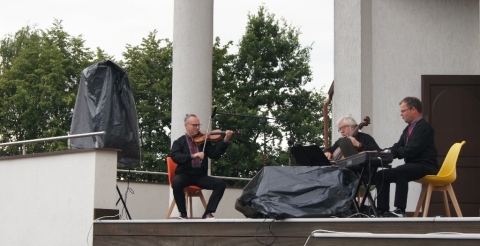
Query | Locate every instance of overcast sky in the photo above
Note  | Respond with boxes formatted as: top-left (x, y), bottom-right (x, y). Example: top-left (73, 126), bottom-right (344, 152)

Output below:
top-left (0, 0), bottom-right (333, 92)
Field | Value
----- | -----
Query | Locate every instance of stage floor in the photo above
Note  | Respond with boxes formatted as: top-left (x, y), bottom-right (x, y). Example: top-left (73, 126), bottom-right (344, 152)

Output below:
top-left (93, 217), bottom-right (480, 245)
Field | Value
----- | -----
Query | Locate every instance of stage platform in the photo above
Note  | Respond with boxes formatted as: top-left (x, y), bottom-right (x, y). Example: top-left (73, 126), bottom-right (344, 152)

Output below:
top-left (93, 217), bottom-right (480, 245)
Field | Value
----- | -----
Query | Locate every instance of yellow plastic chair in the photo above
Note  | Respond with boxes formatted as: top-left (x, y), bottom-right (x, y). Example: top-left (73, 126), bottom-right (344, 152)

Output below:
top-left (413, 141), bottom-right (465, 217)
top-left (165, 157), bottom-right (207, 219)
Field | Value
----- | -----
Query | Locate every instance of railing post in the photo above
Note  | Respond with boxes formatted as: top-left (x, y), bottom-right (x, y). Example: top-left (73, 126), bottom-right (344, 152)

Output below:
top-left (22, 143), bottom-right (26, 155)
top-left (95, 136), bottom-right (99, 148)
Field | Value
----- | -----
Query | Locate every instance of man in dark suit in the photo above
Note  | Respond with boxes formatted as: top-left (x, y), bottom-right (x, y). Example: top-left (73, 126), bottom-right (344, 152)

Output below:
top-left (170, 114), bottom-right (233, 219)
top-left (376, 97), bottom-right (439, 217)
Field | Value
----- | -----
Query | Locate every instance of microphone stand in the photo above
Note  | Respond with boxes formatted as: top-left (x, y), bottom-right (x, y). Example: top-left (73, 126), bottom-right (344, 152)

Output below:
top-left (260, 117), bottom-right (267, 166)
top-left (216, 112), bottom-right (283, 166)
top-left (287, 133), bottom-right (295, 166)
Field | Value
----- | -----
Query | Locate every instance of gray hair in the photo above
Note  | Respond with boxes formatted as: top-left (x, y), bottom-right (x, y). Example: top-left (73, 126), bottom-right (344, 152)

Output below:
top-left (184, 114), bottom-right (198, 123)
top-left (400, 97), bottom-right (423, 113)
top-left (336, 115), bottom-right (358, 127)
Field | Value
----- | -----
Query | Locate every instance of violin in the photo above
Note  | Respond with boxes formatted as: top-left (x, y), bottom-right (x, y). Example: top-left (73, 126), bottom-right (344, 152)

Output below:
top-left (332, 116), bottom-right (371, 160)
top-left (193, 129), bottom-right (240, 145)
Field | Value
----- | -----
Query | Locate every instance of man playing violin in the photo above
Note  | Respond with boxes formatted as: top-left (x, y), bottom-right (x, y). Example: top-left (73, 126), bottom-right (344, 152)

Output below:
top-left (324, 115), bottom-right (381, 160)
top-left (170, 114), bottom-right (234, 220)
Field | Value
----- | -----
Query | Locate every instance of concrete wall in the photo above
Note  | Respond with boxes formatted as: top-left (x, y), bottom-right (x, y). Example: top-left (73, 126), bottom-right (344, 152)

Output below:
top-left (371, 0), bottom-right (479, 148)
top-left (0, 149), bottom-right (118, 246)
top-left (334, 0), bottom-right (480, 211)
top-left (0, 148), bottom-right (250, 246)
top-left (116, 181), bottom-right (246, 220)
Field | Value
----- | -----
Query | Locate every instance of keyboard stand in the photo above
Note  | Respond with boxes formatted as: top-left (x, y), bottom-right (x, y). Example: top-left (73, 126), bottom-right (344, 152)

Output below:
top-left (351, 161), bottom-right (389, 217)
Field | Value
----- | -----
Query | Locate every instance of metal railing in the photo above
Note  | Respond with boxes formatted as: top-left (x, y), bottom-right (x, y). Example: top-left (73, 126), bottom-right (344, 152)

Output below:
top-left (117, 169), bottom-right (252, 181)
top-left (0, 132), bottom-right (252, 182)
top-left (0, 131), bottom-right (106, 155)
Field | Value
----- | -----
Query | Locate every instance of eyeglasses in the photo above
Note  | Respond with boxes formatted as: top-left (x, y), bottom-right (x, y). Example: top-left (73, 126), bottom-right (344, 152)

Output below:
top-left (337, 125), bottom-right (351, 132)
top-left (187, 123), bottom-right (202, 128)
top-left (400, 108), bottom-right (412, 113)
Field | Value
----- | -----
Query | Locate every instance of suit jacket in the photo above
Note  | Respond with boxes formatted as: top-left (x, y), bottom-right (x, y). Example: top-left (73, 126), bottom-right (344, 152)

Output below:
top-left (170, 134), bottom-right (229, 176)
top-left (325, 132), bottom-right (381, 154)
top-left (390, 118), bottom-right (438, 168)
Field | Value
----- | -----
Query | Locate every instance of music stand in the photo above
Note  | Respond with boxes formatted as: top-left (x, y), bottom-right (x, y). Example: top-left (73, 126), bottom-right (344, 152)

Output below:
top-left (116, 185), bottom-right (132, 220)
top-left (291, 145), bottom-right (331, 166)
top-left (116, 166), bottom-right (132, 220)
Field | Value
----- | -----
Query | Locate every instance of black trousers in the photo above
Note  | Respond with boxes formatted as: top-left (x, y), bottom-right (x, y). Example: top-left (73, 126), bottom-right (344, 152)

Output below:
top-left (172, 173), bottom-right (226, 215)
top-left (375, 163), bottom-right (438, 212)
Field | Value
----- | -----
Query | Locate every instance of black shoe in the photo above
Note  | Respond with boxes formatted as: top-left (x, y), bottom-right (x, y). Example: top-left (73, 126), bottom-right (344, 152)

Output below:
top-left (202, 213), bottom-right (215, 219)
top-left (178, 212), bottom-right (188, 220)
top-left (382, 208), bottom-right (405, 218)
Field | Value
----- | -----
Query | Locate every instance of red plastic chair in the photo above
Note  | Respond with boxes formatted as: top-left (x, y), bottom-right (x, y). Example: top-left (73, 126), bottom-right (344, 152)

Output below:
top-left (165, 157), bottom-right (207, 219)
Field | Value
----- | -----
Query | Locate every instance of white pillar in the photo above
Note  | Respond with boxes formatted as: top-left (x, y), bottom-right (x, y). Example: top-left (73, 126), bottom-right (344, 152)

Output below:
top-left (172, 0), bottom-right (214, 141)
top-left (170, 0), bottom-right (214, 218)
top-left (334, 0), bottom-right (374, 137)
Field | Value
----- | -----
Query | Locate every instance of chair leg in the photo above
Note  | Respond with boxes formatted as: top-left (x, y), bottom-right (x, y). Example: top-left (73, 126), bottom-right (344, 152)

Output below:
top-left (442, 190), bottom-right (451, 217)
top-left (423, 184), bottom-right (434, 218)
top-left (446, 184), bottom-right (463, 217)
top-left (414, 184), bottom-right (428, 217)
top-left (199, 192), bottom-right (208, 209)
top-left (166, 198), bottom-right (176, 219)
top-left (189, 194), bottom-right (194, 218)
top-left (184, 191), bottom-right (192, 219)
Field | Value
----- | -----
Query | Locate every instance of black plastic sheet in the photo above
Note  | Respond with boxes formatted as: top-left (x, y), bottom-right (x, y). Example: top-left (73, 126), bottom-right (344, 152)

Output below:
top-left (70, 60), bottom-right (141, 167)
top-left (235, 166), bottom-right (358, 219)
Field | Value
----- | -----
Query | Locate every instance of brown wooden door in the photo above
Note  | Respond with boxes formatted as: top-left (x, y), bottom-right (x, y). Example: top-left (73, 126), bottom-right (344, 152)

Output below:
top-left (422, 75), bottom-right (480, 217)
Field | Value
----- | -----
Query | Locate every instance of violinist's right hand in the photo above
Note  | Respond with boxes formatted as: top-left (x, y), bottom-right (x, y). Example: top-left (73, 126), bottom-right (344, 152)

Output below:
top-left (324, 151), bottom-right (332, 160)
top-left (193, 152), bottom-right (204, 160)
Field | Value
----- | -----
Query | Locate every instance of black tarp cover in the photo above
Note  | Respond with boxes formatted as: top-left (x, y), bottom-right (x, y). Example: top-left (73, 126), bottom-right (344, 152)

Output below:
top-left (70, 60), bottom-right (141, 167)
top-left (235, 166), bottom-right (358, 219)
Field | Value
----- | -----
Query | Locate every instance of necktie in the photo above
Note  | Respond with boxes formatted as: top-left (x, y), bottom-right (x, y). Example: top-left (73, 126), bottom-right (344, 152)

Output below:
top-left (406, 124), bottom-right (414, 143)
top-left (186, 136), bottom-right (201, 167)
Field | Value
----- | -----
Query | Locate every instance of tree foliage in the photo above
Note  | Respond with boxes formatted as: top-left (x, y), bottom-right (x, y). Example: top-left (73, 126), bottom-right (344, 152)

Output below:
top-left (0, 8), bottom-right (331, 186)
top-left (121, 31), bottom-right (173, 182)
top-left (210, 6), bottom-right (328, 185)
top-left (0, 20), bottom-right (97, 155)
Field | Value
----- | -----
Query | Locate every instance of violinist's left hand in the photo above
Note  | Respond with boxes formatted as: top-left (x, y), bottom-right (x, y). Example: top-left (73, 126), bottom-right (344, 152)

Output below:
top-left (224, 130), bottom-right (234, 141)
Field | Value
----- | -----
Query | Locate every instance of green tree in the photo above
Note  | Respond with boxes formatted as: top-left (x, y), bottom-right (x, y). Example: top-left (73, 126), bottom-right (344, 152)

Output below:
top-left (0, 14), bottom-right (332, 186)
top-left (0, 20), bottom-right (97, 155)
top-left (121, 31), bottom-right (173, 182)
top-left (94, 47), bottom-right (115, 63)
top-left (210, 6), bottom-right (329, 184)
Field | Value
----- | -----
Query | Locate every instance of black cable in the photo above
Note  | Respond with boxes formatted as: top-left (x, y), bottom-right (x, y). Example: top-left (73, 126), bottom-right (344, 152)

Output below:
top-left (254, 218), bottom-right (267, 245)
top-left (254, 218), bottom-right (277, 246)
top-left (266, 219), bottom-right (277, 245)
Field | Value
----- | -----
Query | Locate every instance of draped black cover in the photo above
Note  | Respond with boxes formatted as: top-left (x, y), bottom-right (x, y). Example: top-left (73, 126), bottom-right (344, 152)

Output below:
top-left (236, 166), bottom-right (358, 219)
top-left (70, 60), bottom-right (141, 167)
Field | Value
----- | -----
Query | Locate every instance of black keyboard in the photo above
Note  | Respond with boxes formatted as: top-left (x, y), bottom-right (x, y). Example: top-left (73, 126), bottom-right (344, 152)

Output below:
top-left (336, 152), bottom-right (393, 168)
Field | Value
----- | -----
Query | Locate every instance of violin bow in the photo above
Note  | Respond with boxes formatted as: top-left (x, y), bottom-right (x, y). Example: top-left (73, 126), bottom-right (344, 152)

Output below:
top-left (202, 107), bottom-right (217, 152)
